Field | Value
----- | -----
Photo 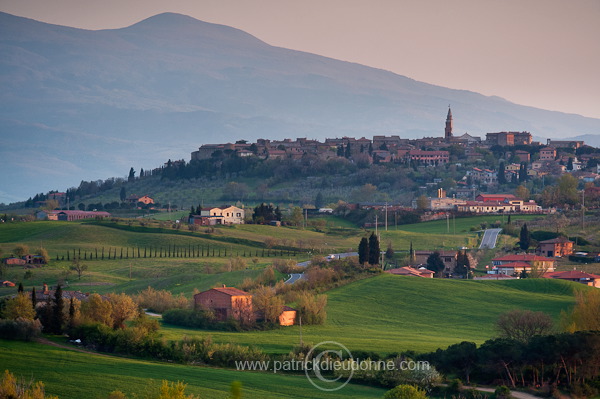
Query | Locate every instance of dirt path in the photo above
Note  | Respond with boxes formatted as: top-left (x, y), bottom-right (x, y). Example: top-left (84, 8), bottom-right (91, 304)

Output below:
top-left (36, 337), bottom-right (112, 357)
top-left (465, 386), bottom-right (543, 399)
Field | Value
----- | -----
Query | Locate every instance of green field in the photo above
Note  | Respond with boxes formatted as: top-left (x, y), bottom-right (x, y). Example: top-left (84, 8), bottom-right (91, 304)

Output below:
top-left (159, 275), bottom-right (582, 355)
top-left (0, 339), bottom-right (386, 399)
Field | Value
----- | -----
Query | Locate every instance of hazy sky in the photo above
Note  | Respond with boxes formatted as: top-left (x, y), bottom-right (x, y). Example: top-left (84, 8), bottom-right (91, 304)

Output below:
top-left (1, 0), bottom-right (599, 119)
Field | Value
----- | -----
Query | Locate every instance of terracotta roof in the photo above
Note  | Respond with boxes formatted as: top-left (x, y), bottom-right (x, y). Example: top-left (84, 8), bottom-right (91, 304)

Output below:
top-left (209, 287), bottom-right (250, 296)
top-left (543, 270), bottom-right (600, 280)
top-left (497, 261), bottom-right (532, 268)
top-left (493, 254), bottom-right (554, 262)
top-left (282, 306), bottom-right (297, 312)
top-left (539, 237), bottom-right (573, 244)
top-left (386, 266), bottom-right (435, 277)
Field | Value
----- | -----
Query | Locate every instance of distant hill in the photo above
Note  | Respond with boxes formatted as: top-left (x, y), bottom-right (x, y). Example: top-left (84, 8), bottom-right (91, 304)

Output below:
top-left (1, 11), bottom-right (600, 203)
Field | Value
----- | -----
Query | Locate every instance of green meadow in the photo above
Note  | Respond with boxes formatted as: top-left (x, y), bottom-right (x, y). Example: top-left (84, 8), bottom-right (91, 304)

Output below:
top-left (159, 275), bottom-right (581, 355)
top-left (0, 339), bottom-right (387, 399)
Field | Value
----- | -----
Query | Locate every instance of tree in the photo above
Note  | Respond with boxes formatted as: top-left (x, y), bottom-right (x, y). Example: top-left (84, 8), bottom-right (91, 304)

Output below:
top-left (128, 167), bottom-right (135, 182)
top-left (519, 223), bottom-right (531, 251)
top-left (31, 287), bottom-right (37, 309)
top-left (455, 250), bottom-right (470, 277)
top-left (385, 242), bottom-right (395, 261)
top-left (42, 199), bottom-right (59, 211)
top-left (518, 162), bottom-right (527, 182)
top-left (18, 282), bottom-right (23, 293)
top-left (70, 257), bottom-right (88, 280)
top-left (253, 286), bottom-right (284, 323)
top-left (368, 232), bottom-right (380, 265)
top-left (427, 252), bottom-right (445, 277)
top-left (0, 370), bottom-right (59, 399)
top-left (119, 186), bottom-right (126, 202)
top-left (51, 284), bottom-right (65, 334)
top-left (561, 289), bottom-right (600, 332)
top-left (567, 156), bottom-right (574, 171)
top-left (80, 293), bottom-right (113, 327)
top-left (496, 309), bottom-right (553, 343)
top-left (409, 241), bottom-right (415, 263)
top-left (498, 161), bottom-right (506, 184)
top-left (315, 192), bottom-right (324, 209)
top-left (383, 384), bottom-right (428, 399)
top-left (290, 206), bottom-right (304, 227)
top-left (13, 244), bottom-right (29, 257)
top-left (514, 185), bottom-right (529, 200)
top-left (358, 237), bottom-right (369, 265)
top-left (2, 293), bottom-right (36, 320)
top-left (416, 195), bottom-right (429, 211)
top-left (108, 293), bottom-right (138, 329)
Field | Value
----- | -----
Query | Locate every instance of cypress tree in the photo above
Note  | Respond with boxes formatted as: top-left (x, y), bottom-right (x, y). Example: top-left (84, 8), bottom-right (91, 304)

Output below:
top-left (519, 223), bottom-right (531, 251)
top-left (52, 285), bottom-right (65, 334)
top-left (368, 232), bottom-right (380, 265)
top-left (358, 237), bottom-right (369, 265)
top-left (18, 282), bottom-right (24, 293)
top-left (31, 287), bottom-right (37, 309)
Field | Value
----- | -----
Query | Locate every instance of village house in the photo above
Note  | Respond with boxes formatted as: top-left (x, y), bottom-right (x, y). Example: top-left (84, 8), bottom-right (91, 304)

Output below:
top-left (536, 237), bottom-right (574, 257)
top-left (543, 270), bottom-right (600, 288)
top-left (457, 201), bottom-right (516, 214)
top-left (490, 254), bottom-right (555, 275)
top-left (539, 147), bottom-right (557, 161)
top-left (414, 251), bottom-right (459, 274)
top-left (486, 131), bottom-right (533, 146)
top-left (406, 150), bottom-right (450, 165)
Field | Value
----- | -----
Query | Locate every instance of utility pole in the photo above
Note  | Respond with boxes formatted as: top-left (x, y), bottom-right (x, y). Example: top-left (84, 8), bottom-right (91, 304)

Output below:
top-left (385, 202), bottom-right (388, 231)
top-left (375, 213), bottom-right (378, 236)
top-left (582, 189), bottom-right (585, 231)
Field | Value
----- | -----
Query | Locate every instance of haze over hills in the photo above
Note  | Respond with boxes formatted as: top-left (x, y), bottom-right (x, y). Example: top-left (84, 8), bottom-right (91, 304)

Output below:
top-left (1, 11), bottom-right (600, 204)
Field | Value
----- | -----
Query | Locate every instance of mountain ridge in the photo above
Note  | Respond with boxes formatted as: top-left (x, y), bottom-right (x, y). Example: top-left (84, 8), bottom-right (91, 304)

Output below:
top-left (1, 11), bottom-right (599, 203)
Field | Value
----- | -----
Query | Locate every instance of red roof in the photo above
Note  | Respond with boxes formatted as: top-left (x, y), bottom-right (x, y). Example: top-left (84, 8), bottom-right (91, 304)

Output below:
top-left (493, 254), bottom-right (554, 262)
top-left (209, 287), bottom-right (250, 296)
top-left (543, 270), bottom-right (600, 280)
top-left (538, 237), bottom-right (573, 244)
top-left (386, 266), bottom-right (435, 277)
top-left (498, 261), bottom-right (532, 268)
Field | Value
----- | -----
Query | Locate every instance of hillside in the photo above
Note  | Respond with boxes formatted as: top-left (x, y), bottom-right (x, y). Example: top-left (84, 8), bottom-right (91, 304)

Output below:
top-left (160, 274), bottom-right (581, 354)
top-left (0, 340), bottom-right (386, 398)
top-left (2, 11), bottom-right (600, 203)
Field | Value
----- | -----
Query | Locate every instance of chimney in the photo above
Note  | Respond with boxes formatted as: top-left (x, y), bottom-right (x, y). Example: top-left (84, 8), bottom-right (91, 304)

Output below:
top-left (43, 283), bottom-right (49, 295)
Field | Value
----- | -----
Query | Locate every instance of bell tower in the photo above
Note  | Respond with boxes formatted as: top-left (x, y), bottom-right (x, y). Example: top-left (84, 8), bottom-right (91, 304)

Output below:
top-left (445, 106), bottom-right (453, 140)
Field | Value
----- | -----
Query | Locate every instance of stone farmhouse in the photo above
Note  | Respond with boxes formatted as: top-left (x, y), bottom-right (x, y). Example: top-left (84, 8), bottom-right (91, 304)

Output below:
top-left (194, 285), bottom-right (296, 326)
top-left (189, 205), bottom-right (245, 225)
top-left (536, 237), bottom-right (574, 258)
top-left (490, 254), bottom-right (556, 275)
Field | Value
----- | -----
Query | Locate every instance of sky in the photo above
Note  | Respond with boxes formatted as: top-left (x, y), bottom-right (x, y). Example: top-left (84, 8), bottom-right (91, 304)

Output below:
top-left (1, 0), bottom-right (599, 119)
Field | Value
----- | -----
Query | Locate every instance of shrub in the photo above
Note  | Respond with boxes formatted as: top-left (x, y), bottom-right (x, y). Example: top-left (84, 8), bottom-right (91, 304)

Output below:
top-left (384, 384), bottom-right (428, 399)
top-left (494, 385), bottom-right (512, 399)
top-left (0, 318), bottom-right (42, 341)
top-left (132, 287), bottom-right (190, 313)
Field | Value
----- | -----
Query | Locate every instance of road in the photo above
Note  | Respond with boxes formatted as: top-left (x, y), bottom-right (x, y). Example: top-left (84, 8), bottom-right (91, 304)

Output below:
top-left (479, 228), bottom-right (502, 249)
top-left (284, 252), bottom-right (358, 284)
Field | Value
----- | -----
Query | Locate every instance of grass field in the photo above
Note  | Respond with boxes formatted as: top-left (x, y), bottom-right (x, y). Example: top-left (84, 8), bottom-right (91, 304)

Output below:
top-left (0, 340), bottom-right (387, 399)
top-left (159, 275), bottom-right (582, 355)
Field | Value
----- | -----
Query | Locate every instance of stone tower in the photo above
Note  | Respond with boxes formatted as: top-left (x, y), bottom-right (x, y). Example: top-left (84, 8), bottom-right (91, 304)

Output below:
top-left (445, 107), bottom-right (453, 140)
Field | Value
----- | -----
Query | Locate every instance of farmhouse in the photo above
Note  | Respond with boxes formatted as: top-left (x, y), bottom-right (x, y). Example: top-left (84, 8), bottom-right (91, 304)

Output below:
top-left (194, 285), bottom-right (296, 326)
top-left (543, 270), bottom-right (600, 288)
top-left (194, 286), bottom-right (253, 322)
top-left (414, 251), bottom-right (458, 273)
top-left (36, 210), bottom-right (111, 221)
top-left (536, 237), bottom-right (574, 258)
top-left (199, 206), bottom-right (245, 225)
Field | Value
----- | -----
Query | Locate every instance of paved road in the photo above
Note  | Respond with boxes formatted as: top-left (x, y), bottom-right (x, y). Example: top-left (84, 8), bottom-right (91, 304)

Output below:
top-left (284, 252), bottom-right (358, 284)
top-left (479, 228), bottom-right (502, 249)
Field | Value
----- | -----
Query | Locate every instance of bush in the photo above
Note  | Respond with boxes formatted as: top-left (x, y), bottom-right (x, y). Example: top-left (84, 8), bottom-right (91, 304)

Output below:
top-left (132, 287), bottom-right (190, 313)
top-left (384, 384), bottom-right (428, 399)
top-left (0, 318), bottom-right (42, 341)
top-left (494, 385), bottom-right (512, 399)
